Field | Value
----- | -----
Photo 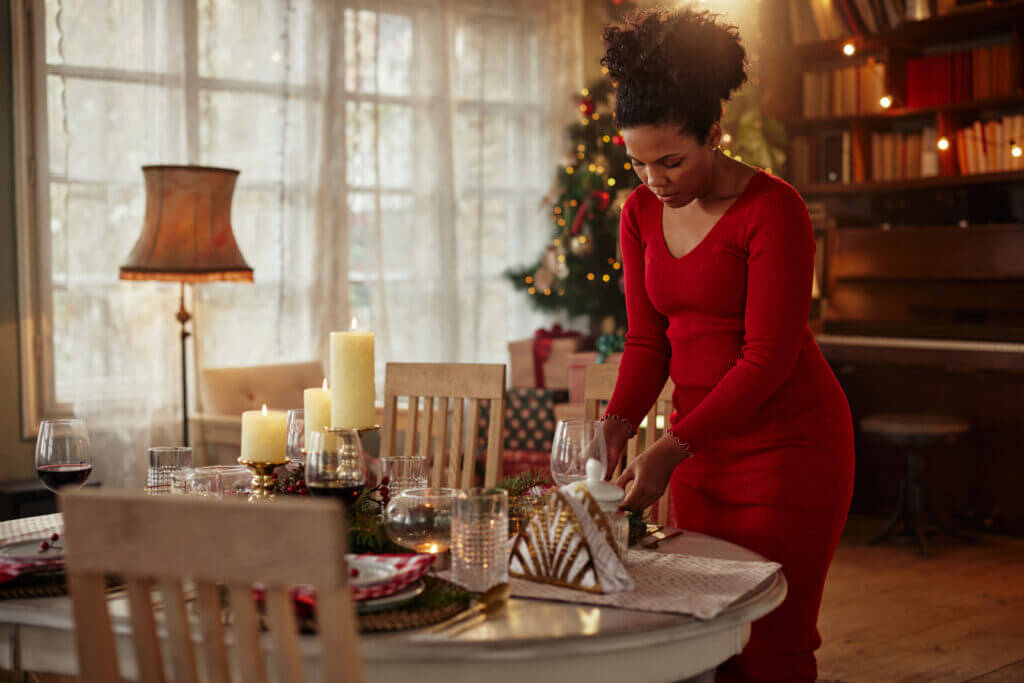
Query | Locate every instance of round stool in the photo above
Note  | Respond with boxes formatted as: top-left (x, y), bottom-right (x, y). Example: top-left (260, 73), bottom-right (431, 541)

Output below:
top-left (860, 413), bottom-right (978, 557)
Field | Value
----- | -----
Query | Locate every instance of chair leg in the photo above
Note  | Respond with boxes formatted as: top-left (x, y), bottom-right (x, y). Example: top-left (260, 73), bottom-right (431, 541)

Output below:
top-left (906, 452), bottom-right (929, 557)
top-left (870, 477), bottom-right (907, 545)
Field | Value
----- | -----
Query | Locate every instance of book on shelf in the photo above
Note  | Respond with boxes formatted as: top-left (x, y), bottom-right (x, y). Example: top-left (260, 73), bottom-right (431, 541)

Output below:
top-left (906, 44), bottom-right (1013, 109)
top-left (802, 62), bottom-right (886, 119)
top-left (789, 0), bottom-right (991, 45)
top-left (955, 115), bottom-right (1024, 175)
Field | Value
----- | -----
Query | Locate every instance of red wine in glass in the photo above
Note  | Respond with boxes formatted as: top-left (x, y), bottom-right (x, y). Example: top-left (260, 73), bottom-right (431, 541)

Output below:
top-left (37, 463), bottom-right (92, 491)
top-left (308, 481), bottom-right (364, 508)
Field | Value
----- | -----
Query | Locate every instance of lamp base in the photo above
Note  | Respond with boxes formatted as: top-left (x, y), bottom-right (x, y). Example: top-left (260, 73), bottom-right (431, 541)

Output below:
top-left (237, 458), bottom-right (289, 503)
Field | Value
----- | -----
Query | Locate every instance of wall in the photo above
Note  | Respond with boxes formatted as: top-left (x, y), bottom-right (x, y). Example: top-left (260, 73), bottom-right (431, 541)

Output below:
top-left (0, 6), bottom-right (36, 480)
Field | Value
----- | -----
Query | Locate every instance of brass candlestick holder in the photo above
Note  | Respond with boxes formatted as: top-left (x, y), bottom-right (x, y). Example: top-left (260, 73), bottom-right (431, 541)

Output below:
top-left (237, 458), bottom-right (289, 503)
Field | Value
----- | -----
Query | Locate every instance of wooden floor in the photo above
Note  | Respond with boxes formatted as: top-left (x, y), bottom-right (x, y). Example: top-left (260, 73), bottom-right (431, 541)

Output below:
top-left (817, 515), bottom-right (1024, 683)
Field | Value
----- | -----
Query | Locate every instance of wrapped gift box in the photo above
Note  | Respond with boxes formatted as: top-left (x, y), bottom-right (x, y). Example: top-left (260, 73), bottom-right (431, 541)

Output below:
top-left (477, 387), bottom-right (568, 477)
top-left (567, 351), bottom-right (622, 405)
top-left (508, 336), bottom-right (584, 389)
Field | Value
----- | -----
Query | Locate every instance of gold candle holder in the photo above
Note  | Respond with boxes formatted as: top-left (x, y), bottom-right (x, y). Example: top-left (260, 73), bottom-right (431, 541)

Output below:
top-left (237, 458), bottom-right (289, 503)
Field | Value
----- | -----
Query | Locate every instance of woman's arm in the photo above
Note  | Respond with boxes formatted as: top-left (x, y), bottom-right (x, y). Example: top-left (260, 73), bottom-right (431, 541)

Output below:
top-left (602, 192), bottom-right (672, 468)
top-left (665, 185), bottom-right (815, 454)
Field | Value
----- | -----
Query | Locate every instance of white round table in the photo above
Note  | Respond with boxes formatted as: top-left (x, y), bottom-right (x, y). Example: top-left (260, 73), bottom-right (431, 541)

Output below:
top-left (0, 531), bottom-right (785, 683)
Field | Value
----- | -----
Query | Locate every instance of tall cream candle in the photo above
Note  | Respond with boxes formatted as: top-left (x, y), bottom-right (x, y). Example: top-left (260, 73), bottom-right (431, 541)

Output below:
top-left (304, 378), bottom-right (331, 451)
top-left (330, 329), bottom-right (376, 429)
top-left (240, 404), bottom-right (287, 463)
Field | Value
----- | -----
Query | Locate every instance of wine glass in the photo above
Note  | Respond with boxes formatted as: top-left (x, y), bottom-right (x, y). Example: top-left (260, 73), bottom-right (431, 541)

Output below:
top-left (550, 419), bottom-right (608, 487)
top-left (36, 418), bottom-right (93, 494)
top-left (305, 428), bottom-right (366, 509)
top-left (286, 409), bottom-right (305, 464)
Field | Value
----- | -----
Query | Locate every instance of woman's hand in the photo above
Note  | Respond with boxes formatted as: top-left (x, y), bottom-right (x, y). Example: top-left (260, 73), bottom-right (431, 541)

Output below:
top-left (614, 435), bottom-right (689, 512)
top-left (601, 417), bottom-right (634, 480)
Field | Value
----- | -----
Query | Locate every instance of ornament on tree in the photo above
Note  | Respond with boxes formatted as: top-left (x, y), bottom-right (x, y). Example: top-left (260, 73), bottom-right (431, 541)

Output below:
top-left (570, 233), bottom-right (594, 257)
top-left (579, 98), bottom-right (596, 117)
top-left (533, 267), bottom-right (555, 292)
top-left (611, 134), bottom-right (625, 146)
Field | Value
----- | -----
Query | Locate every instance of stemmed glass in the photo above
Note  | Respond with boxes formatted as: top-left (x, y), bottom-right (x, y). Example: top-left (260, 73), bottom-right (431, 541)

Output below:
top-left (305, 429), bottom-right (366, 509)
top-left (36, 419), bottom-right (93, 493)
top-left (286, 409), bottom-right (305, 464)
top-left (550, 419), bottom-right (608, 486)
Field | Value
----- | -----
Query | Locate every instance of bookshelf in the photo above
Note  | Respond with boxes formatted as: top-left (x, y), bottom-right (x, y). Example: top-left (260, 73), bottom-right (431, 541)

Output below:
top-left (767, 1), bottom-right (1024, 214)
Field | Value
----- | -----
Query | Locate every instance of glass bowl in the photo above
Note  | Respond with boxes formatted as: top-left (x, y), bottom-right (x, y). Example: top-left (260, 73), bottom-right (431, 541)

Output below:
top-left (382, 487), bottom-right (457, 554)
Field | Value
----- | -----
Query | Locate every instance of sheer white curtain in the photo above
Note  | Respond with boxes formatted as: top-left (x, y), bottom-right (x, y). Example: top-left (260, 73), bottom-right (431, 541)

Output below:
top-left (29, 0), bottom-right (581, 488)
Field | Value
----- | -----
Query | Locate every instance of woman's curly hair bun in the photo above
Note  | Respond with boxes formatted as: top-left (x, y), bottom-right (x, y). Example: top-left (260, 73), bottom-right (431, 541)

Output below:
top-left (602, 6), bottom-right (747, 139)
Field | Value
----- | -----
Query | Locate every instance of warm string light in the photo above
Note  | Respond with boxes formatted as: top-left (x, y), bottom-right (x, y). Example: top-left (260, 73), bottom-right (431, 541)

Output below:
top-left (879, 95), bottom-right (893, 109)
top-left (935, 132), bottom-right (1022, 159)
top-left (937, 136), bottom-right (951, 151)
top-left (842, 42), bottom-right (856, 57)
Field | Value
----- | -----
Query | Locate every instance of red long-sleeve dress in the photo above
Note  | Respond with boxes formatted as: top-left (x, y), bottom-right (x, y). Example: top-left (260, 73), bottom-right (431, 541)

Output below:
top-left (605, 170), bottom-right (855, 683)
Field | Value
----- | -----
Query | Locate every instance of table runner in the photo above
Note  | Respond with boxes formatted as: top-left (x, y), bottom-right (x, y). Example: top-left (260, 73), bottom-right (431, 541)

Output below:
top-left (509, 549), bottom-right (781, 621)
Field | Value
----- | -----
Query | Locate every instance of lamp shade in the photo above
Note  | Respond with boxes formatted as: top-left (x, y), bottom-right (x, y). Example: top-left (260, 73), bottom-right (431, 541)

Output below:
top-left (119, 165), bottom-right (254, 283)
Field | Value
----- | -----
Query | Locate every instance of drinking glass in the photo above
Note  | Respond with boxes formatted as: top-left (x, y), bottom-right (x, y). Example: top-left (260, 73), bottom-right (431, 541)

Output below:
top-left (35, 419), bottom-right (93, 494)
top-left (550, 419), bottom-right (608, 487)
top-left (214, 465), bottom-right (253, 498)
top-left (381, 457), bottom-right (428, 496)
top-left (383, 488), bottom-right (457, 554)
top-left (145, 446), bottom-right (193, 495)
top-left (170, 467), bottom-right (222, 497)
top-left (451, 488), bottom-right (509, 592)
top-left (286, 409), bottom-right (305, 464)
top-left (305, 429), bottom-right (366, 509)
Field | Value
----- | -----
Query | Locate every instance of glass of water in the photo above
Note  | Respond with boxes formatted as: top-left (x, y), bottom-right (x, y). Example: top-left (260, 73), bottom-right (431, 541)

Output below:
top-left (146, 447), bottom-right (193, 495)
top-left (451, 488), bottom-right (509, 592)
top-left (381, 457), bottom-right (429, 496)
top-left (286, 409), bottom-right (305, 464)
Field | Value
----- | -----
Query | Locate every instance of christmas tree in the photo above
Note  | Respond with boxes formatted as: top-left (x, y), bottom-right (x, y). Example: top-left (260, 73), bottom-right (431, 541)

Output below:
top-left (505, 77), bottom-right (636, 336)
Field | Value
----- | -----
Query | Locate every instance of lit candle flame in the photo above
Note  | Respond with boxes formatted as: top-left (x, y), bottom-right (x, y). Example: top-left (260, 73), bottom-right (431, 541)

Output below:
top-left (322, 378), bottom-right (328, 391)
top-left (261, 404), bottom-right (268, 416)
top-left (421, 542), bottom-right (439, 554)
top-left (350, 316), bottom-right (358, 331)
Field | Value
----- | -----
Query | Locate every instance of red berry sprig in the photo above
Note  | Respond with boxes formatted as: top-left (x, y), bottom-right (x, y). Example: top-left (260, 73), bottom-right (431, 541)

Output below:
top-left (40, 532), bottom-right (61, 553)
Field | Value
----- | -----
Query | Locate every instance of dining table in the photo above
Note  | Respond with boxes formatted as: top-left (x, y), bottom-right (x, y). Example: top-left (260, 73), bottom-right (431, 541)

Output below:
top-left (0, 514), bottom-right (786, 683)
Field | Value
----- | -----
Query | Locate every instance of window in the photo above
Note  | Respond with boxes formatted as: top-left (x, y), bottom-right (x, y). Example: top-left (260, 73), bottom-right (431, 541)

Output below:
top-left (13, 0), bottom-right (571, 443)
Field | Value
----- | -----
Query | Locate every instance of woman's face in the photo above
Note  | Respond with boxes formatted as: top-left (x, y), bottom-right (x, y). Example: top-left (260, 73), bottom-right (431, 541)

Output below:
top-left (622, 124), bottom-right (718, 209)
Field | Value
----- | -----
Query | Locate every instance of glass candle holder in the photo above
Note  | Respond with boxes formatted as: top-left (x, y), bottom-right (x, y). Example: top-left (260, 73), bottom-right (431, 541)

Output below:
top-left (383, 488), bottom-right (456, 554)
top-left (451, 488), bottom-right (509, 592)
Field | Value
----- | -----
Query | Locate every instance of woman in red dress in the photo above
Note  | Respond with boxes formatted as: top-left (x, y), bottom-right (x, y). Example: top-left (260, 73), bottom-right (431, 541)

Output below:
top-left (599, 8), bottom-right (855, 682)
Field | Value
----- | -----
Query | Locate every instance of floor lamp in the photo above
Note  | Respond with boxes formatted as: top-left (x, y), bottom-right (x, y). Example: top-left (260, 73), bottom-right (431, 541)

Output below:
top-left (119, 165), bottom-right (253, 446)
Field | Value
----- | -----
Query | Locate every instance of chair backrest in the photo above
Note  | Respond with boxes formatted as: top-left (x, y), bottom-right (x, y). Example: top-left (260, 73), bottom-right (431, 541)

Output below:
top-left (583, 363), bottom-right (675, 525)
top-left (379, 362), bottom-right (506, 489)
top-left (61, 490), bottom-right (361, 683)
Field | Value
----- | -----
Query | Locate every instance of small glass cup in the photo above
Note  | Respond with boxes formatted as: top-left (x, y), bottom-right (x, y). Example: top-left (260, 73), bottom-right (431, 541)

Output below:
top-left (451, 488), bottom-right (509, 592)
top-left (210, 465), bottom-right (252, 498)
top-left (381, 457), bottom-right (428, 497)
top-left (550, 420), bottom-right (608, 487)
top-left (383, 488), bottom-right (457, 554)
top-left (146, 446), bottom-right (193, 495)
top-left (170, 467), bottom-right (222, 497)
top-left (286, 409), bottom-right (305, 464)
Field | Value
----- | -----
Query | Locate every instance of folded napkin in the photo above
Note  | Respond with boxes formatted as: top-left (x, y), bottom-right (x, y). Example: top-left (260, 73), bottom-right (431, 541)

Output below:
top-left (509, 488), bottom-right (634, 594)
top-left (0, 513), bottom-right (63, 545)
top-left (511, 549), bottom-right (781, 620)
top-left (0, 513), bottom-right (66, 585)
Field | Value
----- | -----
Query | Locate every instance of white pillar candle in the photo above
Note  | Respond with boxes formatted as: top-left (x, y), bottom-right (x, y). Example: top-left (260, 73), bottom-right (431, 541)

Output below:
top-left (304, 378), bottom-right (331, 451)
top-left (330, 329), bottom-right (376, 429)
top-left (240, 404), bottom-right (287, 463)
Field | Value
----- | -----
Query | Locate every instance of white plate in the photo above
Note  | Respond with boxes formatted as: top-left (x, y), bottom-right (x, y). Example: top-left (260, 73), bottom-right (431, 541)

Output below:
top-left (347, 557), bottom-right (398, 589)
top-left (0, 539), bottom-right (63, 561)
top-left (357, 581), bottom-right (425, 614)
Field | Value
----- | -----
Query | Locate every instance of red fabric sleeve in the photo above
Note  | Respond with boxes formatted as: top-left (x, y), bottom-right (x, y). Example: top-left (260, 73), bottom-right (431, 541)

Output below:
top-left (667, 186), bottom-right (815, 452)
top-left (603, 192), bottom-right (671, 431)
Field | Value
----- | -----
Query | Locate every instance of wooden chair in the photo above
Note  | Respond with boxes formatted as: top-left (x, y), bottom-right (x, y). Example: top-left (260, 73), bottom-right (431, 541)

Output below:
top-left (583, 363), bottom-right (676, 526)
top-left (61, 490), bottom-right (361, 683)
top-left (380, 362), bottom-right (506, 489)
